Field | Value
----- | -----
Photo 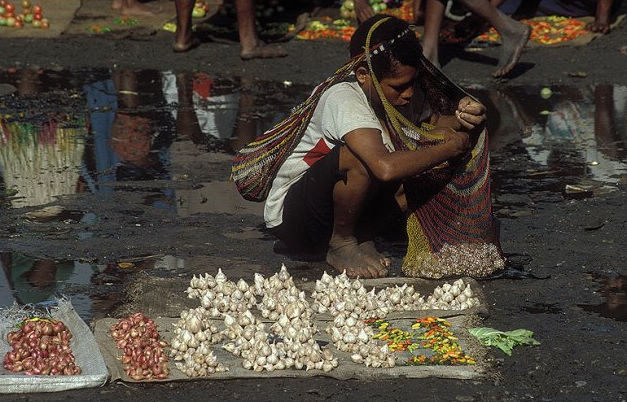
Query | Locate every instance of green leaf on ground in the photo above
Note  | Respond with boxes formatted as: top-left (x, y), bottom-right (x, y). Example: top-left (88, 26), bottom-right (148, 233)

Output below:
top-left (469, 327), bottom-right (540, 356)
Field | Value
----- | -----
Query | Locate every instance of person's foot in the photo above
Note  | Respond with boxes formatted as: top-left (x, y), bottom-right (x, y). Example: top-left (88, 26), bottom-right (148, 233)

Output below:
top-left (358, 240), bottom-right (391, 273)
top-left (240, 42), bottom-right (287, 60)
top-left (586, 20), bottom-right (610, 34)
top-left (118, 2), bottom-right (159, 16)
top-left (173, 36), bottom-right (201, 53)
top-left (326, 237), bottom-right (387, 279)
top-left (493, 23), bottom-right (530, 78)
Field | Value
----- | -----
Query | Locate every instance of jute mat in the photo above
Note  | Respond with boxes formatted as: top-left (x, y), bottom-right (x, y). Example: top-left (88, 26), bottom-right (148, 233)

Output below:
top-left (96, 277), bottom-right (492, 382)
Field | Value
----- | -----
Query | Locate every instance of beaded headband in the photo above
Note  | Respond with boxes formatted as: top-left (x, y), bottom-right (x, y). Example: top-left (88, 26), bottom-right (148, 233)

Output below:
top-left (366, 27), bottom-right (414, 57)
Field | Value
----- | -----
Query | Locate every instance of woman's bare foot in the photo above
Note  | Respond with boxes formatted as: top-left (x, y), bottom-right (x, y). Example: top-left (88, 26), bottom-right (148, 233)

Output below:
top-left (493, 23), bottom-right (530, 78)
top-left (358, 240), bottom-right (391, 274)
top-left (326, 237), bottom-right (387, 279)
top-left (240, 42), bottom-right (287, 60)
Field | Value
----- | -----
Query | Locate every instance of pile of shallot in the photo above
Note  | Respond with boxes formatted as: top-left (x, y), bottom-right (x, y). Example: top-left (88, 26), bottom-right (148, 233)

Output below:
top-left (3, 318), bottom-right (81, 375)
top-left (110, 313), bottom-right (169, 380)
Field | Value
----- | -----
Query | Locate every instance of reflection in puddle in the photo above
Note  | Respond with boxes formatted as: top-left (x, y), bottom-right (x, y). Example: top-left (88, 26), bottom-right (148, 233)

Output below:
top-left (476, 85), bottom-right (627, 207)
top-left (578, 274), bottom-right (626, 322)
top-left (0, 68), bottom-right (305, 215)
top-left (0, 252), bottom-right (186, 321)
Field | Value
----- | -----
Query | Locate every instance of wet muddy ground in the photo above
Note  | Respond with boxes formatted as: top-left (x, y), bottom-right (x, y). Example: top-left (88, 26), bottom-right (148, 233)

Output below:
top-left (1, 20), bottom-right (627, 401)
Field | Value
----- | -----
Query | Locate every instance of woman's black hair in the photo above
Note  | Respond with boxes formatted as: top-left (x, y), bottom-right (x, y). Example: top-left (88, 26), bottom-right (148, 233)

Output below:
top-left (349, 15), bottom-right (422, 79)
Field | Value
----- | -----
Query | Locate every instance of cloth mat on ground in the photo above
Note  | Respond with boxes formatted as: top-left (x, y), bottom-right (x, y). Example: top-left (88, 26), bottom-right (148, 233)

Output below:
top-left (0, 300), bottom-right (109, 393)
top-left (472, 15), bottom-right (626, 47)
top-left (95, 277), bottom-right (491, 382)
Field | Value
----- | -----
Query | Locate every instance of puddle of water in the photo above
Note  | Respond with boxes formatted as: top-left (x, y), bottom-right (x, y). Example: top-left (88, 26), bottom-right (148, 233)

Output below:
top-left (0, 251), bottom-right (187, 321)
top-left (578, 273), bottom-right (626, 322)
top-left (0, 68), bottom-right (309, 215)
top-left (469, 85), bottom-right (627, 210)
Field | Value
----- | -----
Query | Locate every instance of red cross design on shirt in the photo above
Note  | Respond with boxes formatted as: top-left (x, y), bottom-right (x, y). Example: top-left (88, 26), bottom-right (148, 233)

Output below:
top-left (303, 138), bottom-right (331, 167)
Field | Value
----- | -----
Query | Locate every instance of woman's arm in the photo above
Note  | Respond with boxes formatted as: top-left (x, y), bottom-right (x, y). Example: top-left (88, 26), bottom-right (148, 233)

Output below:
top-left (344, 126), bottom-right (470, 182)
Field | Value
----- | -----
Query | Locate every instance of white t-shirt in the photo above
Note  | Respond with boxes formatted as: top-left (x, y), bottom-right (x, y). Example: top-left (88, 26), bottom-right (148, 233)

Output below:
top-left (264, 80), bottom-right (396, 228)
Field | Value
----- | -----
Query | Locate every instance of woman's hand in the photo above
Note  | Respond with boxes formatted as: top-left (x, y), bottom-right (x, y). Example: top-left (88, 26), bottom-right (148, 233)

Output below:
top-left (433, 127), bottom-right (470, 158)
top-left (456, 96), bottom-right (487, 131)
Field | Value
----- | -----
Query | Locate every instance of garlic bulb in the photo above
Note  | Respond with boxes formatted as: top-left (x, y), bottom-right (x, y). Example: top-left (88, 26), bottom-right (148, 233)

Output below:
top-left (187, 270), bottom-right (256, 317)
top-left (312, 271), bottom-right (433, 318)
top-left (423, 279), bottom-right (480, 310)
top-left (170, 308), bottom-right (227, 377)
top-left (174, 349), bottom-right (228, 377)
top-left (327, 312), bottom-right (395, 368)
top-left (170, 307), bottom-right (223, 363)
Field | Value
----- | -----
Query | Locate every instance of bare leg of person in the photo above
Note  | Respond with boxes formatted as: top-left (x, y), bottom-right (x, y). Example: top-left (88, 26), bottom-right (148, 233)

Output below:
top-left (413, 0), bottom-right (424, 24)
top-left (235, 0), bottom-right (287, 60)
top-left (327, 146), bottom-right (389, 279)
top-left (421, 0), bottom-right (445, 67)
top-left (175, 73), bottom-right (204, 144)
top-left (458, 0), bottom-right (530, 77)
top-left (173, 0), bottom-right (200, 52)
top-left (586, 0), bottom-right (613, 33)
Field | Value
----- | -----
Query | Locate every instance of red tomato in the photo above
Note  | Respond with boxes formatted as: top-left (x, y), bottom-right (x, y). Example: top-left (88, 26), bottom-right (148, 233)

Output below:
top-left (32, 4), bottom-right (40, 13)
top-left (5, 2), bottom-right (14, 12)
top-left (32, 11), bottom-right (40, 20)
top-left (0, 0), bottom-right (6, 6)
top-left (41, 20), bottom-right (48, 28)
top-left (14, 19), bottom-right (23, 27)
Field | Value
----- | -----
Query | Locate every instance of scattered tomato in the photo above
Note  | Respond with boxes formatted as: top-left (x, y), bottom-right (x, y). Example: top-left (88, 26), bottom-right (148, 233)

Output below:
top-left (0, 17), bottom-right (6, 25)
top-left (5, 2), bottom-right (14, 12)
top-left (23, 13), bottom-right (31, 22)
top-left (0, 6), bottom-right (5, 14)
top-left (21, 0), bottom-right (30, 8)
top-left (31, 18), bottom-right (40, 27)
top-left (6, 15), bottom-right (14, 25)
top-left (32, 11), bottom-right (40, 20)
top-left (14, 19), bottom-right (22, 27)
top-left (32, 3), bottom-right (40, 13)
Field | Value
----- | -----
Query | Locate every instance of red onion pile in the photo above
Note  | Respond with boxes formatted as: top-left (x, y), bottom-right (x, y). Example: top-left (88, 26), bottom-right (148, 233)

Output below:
top-left (110, 312), bottom-right (169, 380)
top-left (3, 318), bottom-right (82, 375)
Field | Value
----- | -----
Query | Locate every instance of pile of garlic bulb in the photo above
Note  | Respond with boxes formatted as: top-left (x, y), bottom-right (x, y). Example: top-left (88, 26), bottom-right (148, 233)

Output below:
top-left (186, 269), bottom-right (257, 317)
top-left (255, 265), bottom-right (314, 321)
top-left (169, 308), bottom-right (227, 377)
top-left (222, 309), bottom-right (338, 372)
top-left (170, 307), bottom-right (223, 354)
top-left (174, 344), bottom-right (228, 377)
top-left (424, 279), bottom-right (480, 310)
top-left (269, 313), bottom-right (318, 343)
top-left (326, 314), bottom-right (395, 368)
top-left (402, 243), bottom-right (505, 279)
top-left (311, 271), bottom-right (391, 318)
